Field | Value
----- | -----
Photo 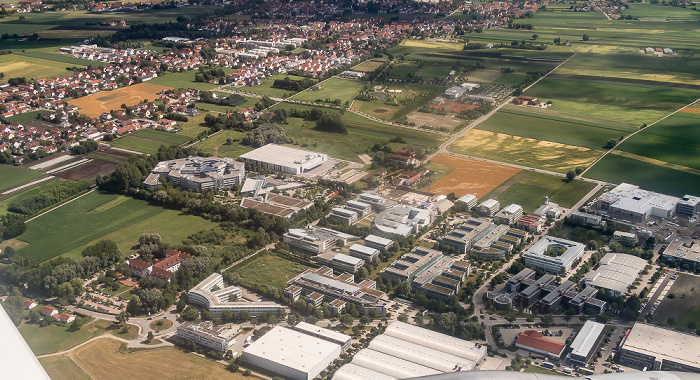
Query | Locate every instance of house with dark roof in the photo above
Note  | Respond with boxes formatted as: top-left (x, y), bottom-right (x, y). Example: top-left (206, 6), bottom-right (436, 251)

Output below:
top-left (515, 330), bottom-right (566, 359)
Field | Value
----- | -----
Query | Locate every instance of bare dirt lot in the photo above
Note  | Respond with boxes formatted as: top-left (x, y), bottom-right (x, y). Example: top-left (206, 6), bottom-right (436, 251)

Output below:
top-left (69, 83), bottom-right (171, 117)
top-left (54, 159), bottom-right (118, 182)
top-left (428, 153), bottom-right (520, 198)
top-left (407, 111), bottom-right (463, 131)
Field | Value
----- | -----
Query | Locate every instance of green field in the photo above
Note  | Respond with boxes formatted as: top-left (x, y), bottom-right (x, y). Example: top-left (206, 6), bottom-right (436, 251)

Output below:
top-left (18, 319), bottom-right (122, 356)
top-left (229, 253), bottom-right (310, 290)
top-left (584, 153), bottom-right (700, 197)
top-left (491, 73), bottom-right (527, 86)
top-left (110, 136), bottom-right (168, 154)
top-left (617, 113), bottom-right (700, 170)
top-left (291, 78), bottom-right (365, 104)
top-left (624, 3), bottom-right (700, 20)
top-left (352, 100), bottom-right (400, 120)
top-left (14, 191), bottom-right (165, 262)
top-left (270, 103), bottom-right (446, 162)
top-left (477, 106), bottom-right (635, 150)
top-left (147, 71), bottom-right (219, 91)
top-left (0, 178), bottom-right (60, 215)
top-left (130, 129), bottom-right (191, 145)
top-left (237, 74), bottom-right (311, 98)
top-left (174, 113), bottom-right (209, 138)
top-left (18, 50), bottom-right (110, 67)
top-left (651, 274), bottom-right (700, 332)
top-left (0, 54), bottom-right (74, 79)
top-left (524, 77), bottom-right (700, 124)
top-left (482, 171), bottom-right (596, 213)
top-left (0, 165), bottom-right (46, 193)
top-left (62, 204), bottom-right (217, 260)
top-left (3, 111), bottom-right (46, 124)
top-left (191, 129), bottom-right (252, 159)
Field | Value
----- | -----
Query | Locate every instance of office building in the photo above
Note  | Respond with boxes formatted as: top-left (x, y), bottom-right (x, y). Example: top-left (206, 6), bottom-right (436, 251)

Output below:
top-left (517, 214), bottom-right (547, 233)
top-left (494, 204), bottom-right (523, 225)
top-left (329, 207), bottom-right (359, 225)
top-left (583, 252), bottom-right (647, 296)
top-left (441, 218), bottom-right (524, 256)
top-left (243, 326), bottom-right (342, 380)
top-left (292, 322), bottom-right (352, 351)
top-left (345, 200), bottom-right (372, 218)
top-left (477, 199), bottom-right (500, 217)
top-left (332, 253), bottom-right (365, 273)
top-left (515, 330), bottom-right (566, 359)
top-left (517, 274), bottom-right (554, 307)
top-left (238, 143), bottom-right (328, 175)
top-left (612, 231), bottom-right (639, 246)
top-left (283, 228), bottom-right (357, 256)
top-left (358, 193), bottom-right (396, 212)
top-left (523, 236), bottom-right (585, 274)
top-left (572, 212), bottom-right (603, 226)
top-left (363, 234), bottom-right (394, 252)
top-left (374, 205), bottom-right (432, 236)
top-left (506, 268), bottom-right (536, 292)
top-left (348, 244), bottom-right (379, 262)
top-left (456, 194), bottom-right (478, 209)
top-left (676, 195), bottom-right (700, 217)
top-left (176, 321), bottom-right (238, 352)
top-left (534, 197), bottom-right (561, 219)
top-left (143, 156), bottom-right (244, 190)
top-left (620, 323), bottom-right (700, 373)
top-left (188, 273), bottom-right (282, 317)
top-left (596, 183), bottom-right (680, 223)
top-left (661, 240), bottom-right (700, 268)
top-left (569, 321), bottom-right (606, 366)
top-left (568, 287), bottom-right (606, 314)
top-left (538, 280), bottom-right (576, 313)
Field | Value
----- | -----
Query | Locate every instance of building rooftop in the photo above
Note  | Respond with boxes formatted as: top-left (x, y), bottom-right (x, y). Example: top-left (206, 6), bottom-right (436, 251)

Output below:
top-left (622, 323), bottom-right (700, 369)
top-left (516, 330), bottom-right (566, 356)
top-left (238, 143), bottom-right (327, 169)
top-left (243, 326), bottom-right (341, 372)
top-left (583, 252), bottom-right (647, 294)
top-left (570, 321), bottom-right (606, 359)
top-left (293, 322), bottom-right (351, 346)
top-left (333, 253), bottom-right (364, 266)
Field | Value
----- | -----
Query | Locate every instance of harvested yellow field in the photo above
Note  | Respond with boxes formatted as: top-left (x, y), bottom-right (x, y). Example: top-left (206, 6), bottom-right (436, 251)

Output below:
top-left (72, 338), bottom-right (252, 380)
top-left (449, 129), bottom-right (601, 172)
top-left (555, 67), bottom-right (700, 86)
top-left (352, 59), bottom-right (387, 72)
top-left (69, 83), bottom-right (171, 117)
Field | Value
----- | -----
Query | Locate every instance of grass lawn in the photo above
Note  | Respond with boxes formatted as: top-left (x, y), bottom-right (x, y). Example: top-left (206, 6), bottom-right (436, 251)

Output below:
top-left (0, 53), bottom-right (74, 79)
top-left (110, 136), bottom-right (169, 154)
top-left (4, 110), bottom-right (47, 124)
top-left (175, 113), bottom-right (209, 139)
top-left (229, 253), bottom-right (310, 290)
top-left (0, 164), bottom-right (46, 193)
top-left (147, 71), bottom-right (219, 91)
top-left (39, 355), bottom-right (91, 380)
top-left (462, 69), bottom-right (502, 83)
top-left (190, 129), bottom-right (251, 159)
top-left (584, 153), bottom-right (700, 197)
top-left (291, 78), bottom-right (365, 104)
top-left (491, 73), bottom-right (527, 86)
top-left (482, 171), bottom-right (596, 213)
top-left (61, 207), bottom-right (217, 260)
top-left (72, 338), bottom-right (253, 380)
top-left (237, 74), bottom-right (311, 98)
top-left (449, 129), bottom-right (602, 173)
top-left (14, 191), bottom-right (165, 262)
top-left (524, 366), bottom-right (559, 375)
top-left (18, 319), bottom-right (118, 356)
top-left (418, 64), bottom-right (453, 80)
top-left (130, 129), bottom-right (191, 145)
top-left (651, 274), bottom-right (700, 332)
top-left (477, 106), bottom-right (636, 150)
top-left (617, 113), bottom-right (700, 170)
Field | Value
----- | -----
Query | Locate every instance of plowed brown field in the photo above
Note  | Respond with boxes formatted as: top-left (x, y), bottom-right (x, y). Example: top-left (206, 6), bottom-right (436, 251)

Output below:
top-left (429, 153), bottom-right (520, 198)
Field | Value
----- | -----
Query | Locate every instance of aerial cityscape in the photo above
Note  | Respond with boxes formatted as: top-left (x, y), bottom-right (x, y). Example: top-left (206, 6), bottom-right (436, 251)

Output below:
top-left (0, 0), bottom-right (699, 378)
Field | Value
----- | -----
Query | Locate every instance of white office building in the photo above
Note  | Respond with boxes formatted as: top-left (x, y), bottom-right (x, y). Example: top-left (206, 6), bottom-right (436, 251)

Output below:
top-left (596, 183), bottom-right (680, 223)
top-left (523, 236), bottom-right (585, 274)
top-left (176, 321), bottom-right (238, 352)
top-left (238, 143), bottom-right (328, 175)
top-left (188, 273), bottom-right (282, 317)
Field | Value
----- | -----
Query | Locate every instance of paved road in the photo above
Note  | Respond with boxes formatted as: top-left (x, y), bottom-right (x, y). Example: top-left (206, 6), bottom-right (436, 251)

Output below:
top-left (639, 270), bottom-right (675, 319)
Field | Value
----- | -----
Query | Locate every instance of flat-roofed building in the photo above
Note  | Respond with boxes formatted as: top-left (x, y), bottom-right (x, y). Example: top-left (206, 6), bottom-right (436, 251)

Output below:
top-left (620, 323), bottom-right (700, 373)
top-left (293, 322), bottom-right (352, 351)
top-left (538, 280), bottom-right (576, 313)
top-left (534, 197), bottom-right (561, 219)
top-left (177, 321), bottom-right (238, 352)
top-left (569, 321), bottom-right (606, 366)
top-left (506, 268), bottom-right (536, 292)
top-left (572, 211), bottom-right (603, 226)
top-left (369, 334), bottom-right (476, 372)
top-left (363, 234), bottom-right (394, 252)
top-left (515, 330), bottom-right (566, 359)
top-left (583, 252), bottom-right (647, 296)
top-left (144, 156), bottom-right (245, 190)
top-left (332, 253), bottom-right (365, 273)
top-left (374, 205), bottom-right (432, 236)
top-left (568, 287), bottom-right (606, 314)
top-left (517, 274), bottom-right (554, 307)
top-left (661, 240), bottom-right (700, 268)
top-left (329, 207), bottom-right (359, 225)
top-left (612, 231), bottom-right (639, 246)
top-left (243, 326), bottom-right (342, 380)
top-left (345, 200), bottom-right (372, 218)
top-left (517, 214), bottom-right (547, 233)
top-left (676, 195), bottom-right (700, 217)
top-left (456, 194), bottom-right (478, 209)
top-left (523, 236), bottom-right (585, 274)
top-left (283, 228), bottom-right (357, 256)
top-left (238, 143), bottom-right (328, 175)
top-left (348, 244), bottom-right (379, 262)
top-left (596, 183), bottom-right (680, 223)
top-left (358, 193), bottom-right (396, 212)
top-left (477, 199), bottom-right (500, 217)
top-left (188, 273), bottom-right (281, 317)
top-left (494, 204), bottom-right (523, 225)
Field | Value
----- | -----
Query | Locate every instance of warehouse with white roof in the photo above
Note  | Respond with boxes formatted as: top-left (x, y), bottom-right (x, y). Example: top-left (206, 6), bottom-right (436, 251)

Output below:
top-left (569, 321), bottom-right (606, 366)
top-left (583, 252), bottom-right (647, 296)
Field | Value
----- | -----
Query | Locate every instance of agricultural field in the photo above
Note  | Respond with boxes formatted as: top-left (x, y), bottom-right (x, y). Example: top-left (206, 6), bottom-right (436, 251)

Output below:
top-left (69, 83), bottom-right (171, 118)
top-left (482, 171), bottom-right (597, 213)
top-left (477, 106), bottom-right (636, 150)
top-left (624, 3), bottom-right (700, 20)
top-left (13, 191), bottom-right (165, 262)
top-left (18, 319), bottom-right (126, 356)
top-left (524, 77), bottom-right (700, 124)
top-left (449, 129), bottom-right (601, 173)
top-left (110, 137), bottom-right (168, 155)
top-left (616, 113), bottom-right (700, 170)
top-left (18, 50), bottom-right (110, 67)
top-left (148, 71), bottom-right (219, 92)
top-left (0, 178), bottom-right (60, 216)
top-left (426, 154), bottom-right (520, 198)
top-left (39, 356), bottom-right (91, 380)
top-left (406, 112), bottom-right (462, 131)
top-left (352, 59), bottom-right (387, 72)
top-left (200, 96), bottom-right (259, 113)
top-left (174, 114), bottom-right (210, 139)
top-left (651, 274), bottom-right (700, 332)
top-left (0, 53), bottom-right (74, 80)
top-left (229, 253), bottom-right (310, 290)
top-left (130, 129), bottom-right (191, 145)
top-left (491, 73), bottom-right (528, 87)
top-left (61, 204), bottom-right (217, 260)
top-left (584, 154), bottom-right (700, 197)
top-left (462, 69), bottom-right (502, 83)
top-left (68, 338), bottom-right (251, 380)
top-left (0, 165), bottom-right (46, 193)
top-left (291, 78), bottom-right (365, 104)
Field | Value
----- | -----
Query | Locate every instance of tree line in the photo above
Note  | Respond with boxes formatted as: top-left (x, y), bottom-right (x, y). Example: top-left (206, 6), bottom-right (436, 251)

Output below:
top-left (8, 180), bottom-right (90, 216)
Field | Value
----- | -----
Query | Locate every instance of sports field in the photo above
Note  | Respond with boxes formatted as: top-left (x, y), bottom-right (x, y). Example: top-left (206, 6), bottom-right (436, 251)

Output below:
top-left (291, 78), bottom-right (365, 104)
top-left (69, 83), bottom-right (171, 118)
top-left (352, 100), bottom-right (400, 120)
top-left (651, 274), bottom-right (700, 332)
top-left (229, 253), bottom-right (310, 290)
top-left (477, 106), bottom-right (635, 150)
top-left (71, 338), bottom-right (250, 380)
top-left (584, 154), bottom-right (700, 197)
top-left (449, 129), bottom-right (601, 173)
top-left (0, 54), bottom-right (74, 80)
top-left (0, 165), bottom-right (46, 193)
top-left (616, 113), bottom-right (700, 170)
top-left (482, 171), bottom-right (597, 213)
top-left (427, 154), bottom-right (520, 198)
top-left (14, 191), bottom-right (163, 262)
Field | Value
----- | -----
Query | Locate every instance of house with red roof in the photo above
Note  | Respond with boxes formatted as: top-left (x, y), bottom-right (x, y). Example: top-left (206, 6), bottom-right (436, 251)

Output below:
top-left (515, 330), bottom-right (566, 359)
top-left (55, 313), bottom-right (76, 324)
top-left (24, 300), bottom-right (38, 309)
top-left (40, 305), bottom-right (58, 317)
top-left (125, 249), bottom-right (193, 283)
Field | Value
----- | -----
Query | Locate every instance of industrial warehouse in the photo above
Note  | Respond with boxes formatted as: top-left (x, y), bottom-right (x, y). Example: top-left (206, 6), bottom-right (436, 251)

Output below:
top-left (333, 321), bottom-right (487, 380)
top-left (238, 143), bottom-right (328, 175)
top-left (620, 323), bottom-right (700, 373)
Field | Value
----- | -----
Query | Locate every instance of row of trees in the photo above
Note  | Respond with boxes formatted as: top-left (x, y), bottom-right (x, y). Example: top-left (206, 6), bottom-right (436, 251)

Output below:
top-left (8, 180), bottom-right (90, 215)
top-left (199, 91), bottom-right (247, 108)
top-left (272, 76), bottom-right (316, 92)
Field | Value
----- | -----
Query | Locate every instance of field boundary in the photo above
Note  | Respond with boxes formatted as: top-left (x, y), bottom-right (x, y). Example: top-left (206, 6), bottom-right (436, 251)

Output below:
top-left (24, 188), bottom-right (96, 223)
top-left (610, 150), bottom-right (700, 176)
